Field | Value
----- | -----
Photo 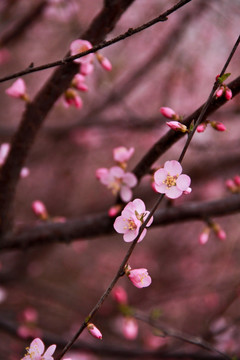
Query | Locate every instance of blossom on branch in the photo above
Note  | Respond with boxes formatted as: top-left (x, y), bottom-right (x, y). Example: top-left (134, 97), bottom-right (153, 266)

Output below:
top-left (96, 166), bottom-right (137, 202)
top-left (160, 107), bottom-right (179, 120)
top-left (63, 89), bottom-right (83, 109)
top-left (96, 52), bottom-right (112, 71)
top-left (70, 39), bottom-right (94, 64)
top-left (113, 198), bottom-right (153, 242)
top-left (87, 323), bottom-right (102, 340)
top-left (166, 121), bottom-right (188, 133)
top-left (154, 160), bottom-right (191, 199)
top-left (125, 265), bottom-right (152, 288)
top-left (72, 73), bottom-right (88, 92)
top-left (113, 146), bottom-right (135, 165)
top-left (21, 338), bottom-right (56, 360)
top-left (5, 78), bottom-right (29, 102)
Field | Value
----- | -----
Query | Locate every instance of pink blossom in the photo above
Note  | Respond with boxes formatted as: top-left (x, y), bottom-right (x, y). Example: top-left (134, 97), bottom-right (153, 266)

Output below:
top-left (122, 317), bottom-right (138, 340)
top-left (216, 86), bottom-right (224, 98)
top-left (70, 39), bottom-right (94, 64)
top-left (72, 74), bottom-right (88, 92)
top-left (125, 265), bottom-right (152, 288)
top-left (112, 286), bottom-right (128, 305)
top-left (113, 146), bottom-right (135, 163)
top-left (225, 87), bottom-right (232, 100)
top-left (21, 307), bottom-right (38, 323)
top-left (197, 123), bottom-right (206, 133)
top-left (0, 143), bottom-right (10, 165)
top-left (20, 167), bottom-right (30, 178)
top-left (113, 198), bottom-right (153, 242)
top-left (199, 228), bottom-right (210, 245)
top-left (216, 228), bottom-right (226, 240)
top-left (154, 160), bottom-right (191, 199)
top-left (234, 175), bottom-right (240, 186)
top-left (225, 179), bottom-right (235, 191)
top-left (97, 166), bottom-right (137, 202)
top-left (63, 89), bottom-right (83, 109)
top-left (211, 121), bottom-right (226, 132)
top-left (32, 200), bottom-right (48, 220)
top-left (22, 338), bottom-right (56, 360)
top-left (5, 78), bottom-right (29, 101)
top-left (166, 121), bottom-right (187, 133)
top-left (96, 53), bottom-right (112, 71)
top-left (108, 204), bottom-right (122, 217)
top-left (87, 323), bottom-right (102, 340)
top-left (160, 107), bottom-right (178, 119)
top-left (80, 62), bottom-right (94, 76)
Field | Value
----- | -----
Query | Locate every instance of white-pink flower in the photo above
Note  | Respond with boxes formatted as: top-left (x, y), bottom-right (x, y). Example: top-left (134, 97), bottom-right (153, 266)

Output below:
top-left (113, 146), bottom-right (135, 163)
top-left (113, 198), bottom-right (153, 242)
top-left (70, 39), bottom-right (94, 64)
top-left (22, 338), bottom-right (56, 360)
top-left (154, 160), bottom-right (191, 199)
top-left (97, 166), bottom-right (137, 202)
top-left (5, 78), bottom-right (29, 101)
top-left (87, 323), bottom-right (102, 340)
top-left (125, 265), bottom-right (152, 288)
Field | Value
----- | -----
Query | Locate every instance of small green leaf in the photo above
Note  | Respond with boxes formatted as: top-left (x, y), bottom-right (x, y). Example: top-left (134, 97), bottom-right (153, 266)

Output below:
top-left (218, 73), bottom-right (231, 84)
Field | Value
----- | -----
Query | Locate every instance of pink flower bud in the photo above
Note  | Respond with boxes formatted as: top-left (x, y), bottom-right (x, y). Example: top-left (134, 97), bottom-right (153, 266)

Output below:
top-left (72, 74), bottom-right (88, 92)
top-left (20, 167), bottom-right (30, 178)
top-left (70, 39), bottom-right (93, 64)
top-left (5, 78), bottom-right (29, 101)
top-left (225, 179), bottom-right (236, 192)
top-left (96, 53), bottom-right (112, 71)
top-left (215, 86), bottom-right (224, 98)
top-left (80, 62), bottom-right (94, 76)
top-left (32, 200), bottom-right (48, 220)
top-left (108, 204), bottom-right (122, 217)
top-left (166, 121), bottom-right (187, 133)
top-left (211, 121), bottom-right (226, 132)
top-left (112, 286), bottom-right (128, 305)
top-left (233, 175), bottom-right (240, 186)
top-left (125, 265), bottom-right (152, 288)
top-left (160, 107), bottom-right (177, 119)
top-left (216, 229), bottom-right (226, 240)
top-left (225, 87), bottom-right (232, 100)
top-left (197, 123), bottom-right (206, 133)
top-left (87, 323), bottom-right (102, 340)
top-left (122, 317), bottom-right (138, 340)
top-left (199, 228), bottom-right (210, 245)
top-left (95, 167), bottom-right (108, 180)
top-left (113, 146), bottom-right (135, 163)
top-left (63, 89), bottom-right (83, 109)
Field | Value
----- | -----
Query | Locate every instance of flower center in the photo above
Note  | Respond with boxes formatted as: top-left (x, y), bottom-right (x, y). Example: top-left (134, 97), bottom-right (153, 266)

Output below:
top-left (127, 219), bottom-right (137, 231)
top-left (164, 174), bottom-right (178, 188)
top-left (109, 178), bottom-right (122, 195)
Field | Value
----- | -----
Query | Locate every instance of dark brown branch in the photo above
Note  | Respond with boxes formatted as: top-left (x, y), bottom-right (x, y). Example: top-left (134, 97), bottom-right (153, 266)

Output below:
top-left (133, 75), bottom-right (240, 180)
top-left (0, 194), bottom-right (239, 252)
top-left (0, 0), bottom-right (192, 83)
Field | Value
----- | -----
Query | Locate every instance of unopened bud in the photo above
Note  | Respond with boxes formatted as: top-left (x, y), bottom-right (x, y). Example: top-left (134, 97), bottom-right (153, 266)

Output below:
top-left (166, 121), bottom-right (188, 133)
top-left (160, 107), bottom-right (178, 120)
top-left (216, 86), bottom-right (224, 98)
top-left (87, 323), bottom-right (102, 340)
top-left (32, 200), bottom-right (48, 220)
top-left (199, 227), bottom-right (210, 245)
top-left (225, 87), bottom-right (232, 100)
top-left (233, 175), bottom-right (240, 186)
top-left (211, 121), bottom-right (226, 132)
top-left (197, 123), bottom-right (206, 133)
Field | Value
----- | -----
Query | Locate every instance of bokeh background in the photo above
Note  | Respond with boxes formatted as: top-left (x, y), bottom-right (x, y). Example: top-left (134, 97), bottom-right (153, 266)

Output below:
top-left (0, 0), bottom-right (240, 359)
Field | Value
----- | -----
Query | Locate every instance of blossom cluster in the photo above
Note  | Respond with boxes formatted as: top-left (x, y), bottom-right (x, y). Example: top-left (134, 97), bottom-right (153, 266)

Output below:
top-left (63, 39), bottom-right (112, 108)
top-left (96, 146), bottom-right (137, 202)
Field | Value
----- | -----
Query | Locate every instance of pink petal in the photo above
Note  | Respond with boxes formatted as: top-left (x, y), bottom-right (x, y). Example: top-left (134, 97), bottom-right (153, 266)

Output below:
top-left (165, 186), bottom-right (182, 199)
top-left (30, 338), bottom-right (44, 355)
top-left (44, 344), bottom-right (56, 358)
top-left (143, 211), bottom-right (153, 227)
top-left (109, 166), bottom-right (124, 178)
top-left (113, 216), bottom-right (127, 234)
top-left (154, 168), bottom-right (167, 185)
top-left (120, 185), bottom-right (132, 202)
top-left (132, 198), bottom-right (146, 214)
top-left (138, 228), bottom-right (147, 242)
top-left (164, 160), bottom-right (182, 176)
top-left (154, 182), bottom-right (167, 194)
top-left (123, 172), bottom-right (137, 187)
top-left (123, 229), bottom-right (139, 242)
top-left (176, 174), bottom-right (191, 191)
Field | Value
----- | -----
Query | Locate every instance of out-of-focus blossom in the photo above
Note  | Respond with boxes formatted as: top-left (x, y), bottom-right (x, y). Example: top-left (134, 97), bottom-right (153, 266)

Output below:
top-left (197, 123), bottom-right (207, 133)
top-left (113, 146), bottom-right (135, 164)
top-left (199, 227), bottom-right (210, 245)
top-left (234, 175), bottom-right (240, 186)
top-left (160, 107), bottom-right (178, 120)
top-left (211, 121), bottom-right (226, 132)
top-left (80, 62), bottom-right (94, 76)
top-left (22, 338), bottom-right (56, 360)
top-left (225, 87), bottom-right (232, 100)
top-left (225, 176), bottom-right (240, 193)
top-left (108, 204), bottom-right (122, 217)
top-left (72, 74), bottom-right (88, 92)
top-left (20, 167), bottom-right (30, 178)
top-left (212, 223), bottom-right (226, 241)
top-left (96, 53), bottom-right (112, 71)
top-left (125, 265), bottom-right (152, 288)
top-left (154, 160), bottom-right (191, 199)
top-left (63, 89), bottom-right (83, 109)
top-left (87, 323), bottom-right (102, 340)
top-left (21, 307), bottom-right (38, 323)
top-left (216, 86), bottom-right (224, 98)
top-left (18, 326), bottom-right (41, 340)
top-left (32, 200), bottom-right (48, 220)
top-left (113, 198), bottom-right (153, 242)
top-left (112, 286), bottom-right (128, 305)
top-left (122, 317), bottom-right (138, 340)
top-left (166, 121), bottom-right (188, 133)
top-left (0, 143), bottom-right (10, 165)
top-left (5, 78), bottom-right (29, 101)
top-left (70, 39), bottom-right (94, 64)
top-left (96, 166), bottom-right (137, 202)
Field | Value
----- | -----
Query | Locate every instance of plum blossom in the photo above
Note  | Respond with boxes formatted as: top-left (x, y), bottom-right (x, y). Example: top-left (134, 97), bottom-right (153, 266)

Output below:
top-left (70, 39), bottom-right (94, 64)
top-left (160, 107), bottom-right (178, 120)
top-left (113, 198), bottom-right (153, 242)
top-left (211, 121), bottom-right (226, 132)
top-left (199, 228), bottom-right (210, 245)
top-left (113, 146), bottom-right (135, 164)
top-left (96, 166), bottom-right (137, 202)
top-left (72, 74), bottom-right (88, 92)
top-left (32, 200), bottom-right (48, 220)
top-left (197, 123), bottom-right (207, 133)
top-left (96, 53), bottom-right (112, 71)
top-left (87, 323), bottom-right (102, 340)
top-left (5, 78), bottom-right (29, 101)
top-left (112, 286), bottom-right (128, 305)
top-left (154, 160), bottom-right (191, 199)
top-left (122, 317), bottom-right (138, 340)
top-left (63, 89), bottom-right (83, 109)
top-left (166, 121), bottom-right (188, 133)
top-left (125, 265), bottom-right (152, 288)
top-left (22, 338), bottom-right (56, 360)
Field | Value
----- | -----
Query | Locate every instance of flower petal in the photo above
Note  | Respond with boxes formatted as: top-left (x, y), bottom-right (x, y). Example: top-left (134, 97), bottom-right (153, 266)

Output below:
top-left (113, 217), bottom-right (127, 234)
top-left (154, 182), bottom-right (167, 194)
top-left (164, 160), bottom-right (182, 176)
top-left (132, 198), bottom-right (146, 214)
top-left (154, 168), bottom-right (167, 185)
top-left (165, 186), bottom-right (182, 199)
top-left (30, 338), bottom-right (44, 355)
top-left (120, 186), bottom-right (132, 202)
top-left (176, 174), bottom-right (191, 191)
top-left (123, 172), bottom-right (137, 187)
top-left (44, 344), bottom-right (56, 358)
top-left (123, 229), bottom-right (138, 242)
